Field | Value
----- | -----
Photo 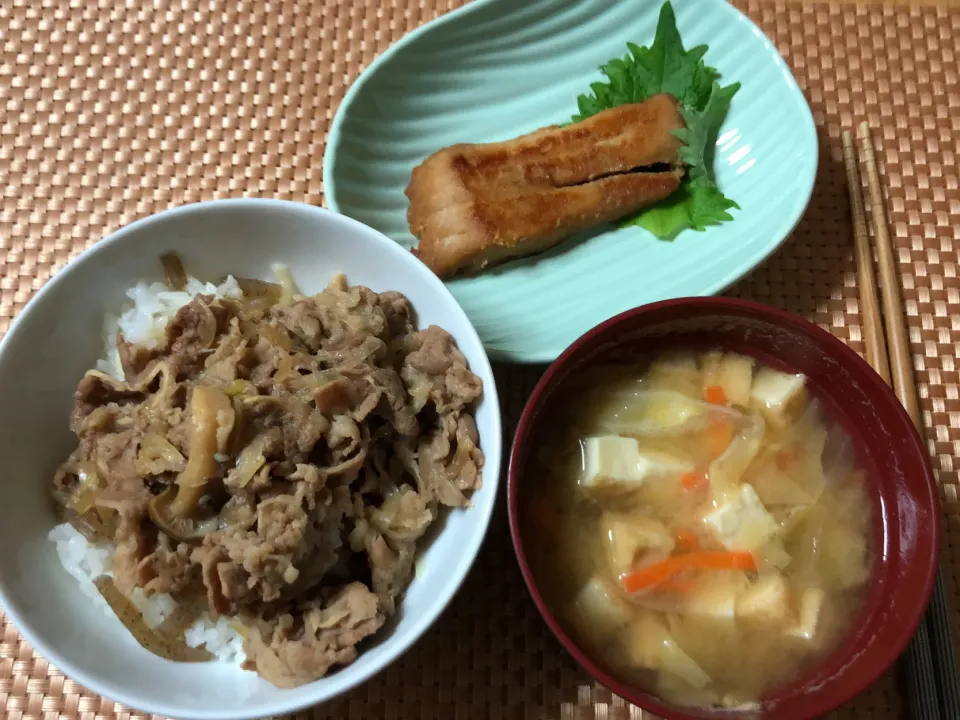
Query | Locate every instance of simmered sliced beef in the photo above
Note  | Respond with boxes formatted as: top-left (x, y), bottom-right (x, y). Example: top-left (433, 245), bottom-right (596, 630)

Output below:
top-left (365, 534), bottom-right (416, 615)
top-left (165, 296), bottom-right (223, 377)
top-left (367, 366), bottom-right (419, 436)
top-left (117, 338), bottom-right (158, 382)
top-left (202, 319), bottom-right (251, 385)
top-left (110, 513), bottom-right (150, 595)
top-left (346, 485), bottom-right (433, 614)
top-left (51, 270), bottom-right (484, 688)
top-left (242, 582), bottom-right (385, 688)
top-left (71, 373), bottom-right (143, 431)
top-left (137, 535), bottom-right (195, 596)
top-left (377, 290), bottom-right (414, 338)
top-left (417, 411), bottom-right (485, 507)
top-left (400, 325), bottom-right (482, 414)
top-left (198, 489), bottom-right (347, 615)
top-left (374, 485), bottom-right (434, 543)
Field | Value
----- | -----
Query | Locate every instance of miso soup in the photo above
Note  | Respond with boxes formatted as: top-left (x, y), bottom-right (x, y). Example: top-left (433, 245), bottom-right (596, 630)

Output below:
top-left (524, 351), bottom-right (872, 708)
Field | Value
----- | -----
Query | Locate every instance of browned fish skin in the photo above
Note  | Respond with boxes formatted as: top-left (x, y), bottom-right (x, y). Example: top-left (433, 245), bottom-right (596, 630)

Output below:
top-left (406, 93), bottom-right (685, 279)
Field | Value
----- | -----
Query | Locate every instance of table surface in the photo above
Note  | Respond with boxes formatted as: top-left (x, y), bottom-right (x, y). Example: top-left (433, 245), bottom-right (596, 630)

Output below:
top-left (1, 0), bottom-right (958, 718)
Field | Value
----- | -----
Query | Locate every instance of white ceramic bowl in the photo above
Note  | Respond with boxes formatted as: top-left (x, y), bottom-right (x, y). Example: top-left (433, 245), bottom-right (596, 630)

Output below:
top-left (0, 199), bottom-right (502, 720)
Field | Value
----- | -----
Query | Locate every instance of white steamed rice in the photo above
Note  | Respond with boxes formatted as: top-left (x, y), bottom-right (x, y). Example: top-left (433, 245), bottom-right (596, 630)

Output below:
top-left (53, 273), bottom-right (250, 666)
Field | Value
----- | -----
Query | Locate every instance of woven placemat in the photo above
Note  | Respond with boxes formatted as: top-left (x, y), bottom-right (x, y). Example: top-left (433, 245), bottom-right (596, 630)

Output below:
top-left (1, 0), bottom-right (958, 718)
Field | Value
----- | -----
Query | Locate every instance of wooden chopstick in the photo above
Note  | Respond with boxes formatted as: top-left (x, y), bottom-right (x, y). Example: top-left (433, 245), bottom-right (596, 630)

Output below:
top-left (856, 124), bottom-right (922, 427)
top-left (857, 123), bottom-right (960, 720)
top-left (841, 133), bottom-right (890, 385)
top-left (842, 127), bottom-right (940, 720)
top-left (843, 124), bottom-right (960, 719)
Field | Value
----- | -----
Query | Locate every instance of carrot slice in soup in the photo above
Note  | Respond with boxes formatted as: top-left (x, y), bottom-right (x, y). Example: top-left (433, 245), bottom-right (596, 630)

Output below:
top-left (776, 449), bottom-right (796, 470)
top-left (622, 551), bottom-right (757, 593)
top-left (674, 531), bottom-right (701, 552)
top-left (707, 419), bottom-right (736, 458)
top-left (704, 385), bottom-right (727, 405)
top-left (679, 472), bottom-right (706, 491)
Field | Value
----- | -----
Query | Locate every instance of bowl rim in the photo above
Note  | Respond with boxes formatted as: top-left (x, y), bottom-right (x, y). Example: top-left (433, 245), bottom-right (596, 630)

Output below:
top-left (0, 198), bottom-right (503, 720)
top-left (507, 295), bottom-right (941, 720)
top-left (322, 0), bottom-right (820, 365)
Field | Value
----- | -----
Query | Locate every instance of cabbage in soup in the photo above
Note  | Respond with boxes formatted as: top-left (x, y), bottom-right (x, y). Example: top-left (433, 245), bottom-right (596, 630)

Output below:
top-left (524, 351), bottom-right (872, 708)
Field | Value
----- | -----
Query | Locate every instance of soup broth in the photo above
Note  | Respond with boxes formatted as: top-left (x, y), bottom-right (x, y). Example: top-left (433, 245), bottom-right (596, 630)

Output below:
top-left (525, 351), bottom-right (872, 709)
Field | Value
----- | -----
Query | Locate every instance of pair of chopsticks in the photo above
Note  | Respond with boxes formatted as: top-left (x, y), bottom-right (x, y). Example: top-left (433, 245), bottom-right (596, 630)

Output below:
top-left (842, 124), bottom-right (960, 719)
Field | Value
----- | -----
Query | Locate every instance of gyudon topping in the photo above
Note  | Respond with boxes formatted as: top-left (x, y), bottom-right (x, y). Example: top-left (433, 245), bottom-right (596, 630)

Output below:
top-left (51, 257), bottom-right (484, 688)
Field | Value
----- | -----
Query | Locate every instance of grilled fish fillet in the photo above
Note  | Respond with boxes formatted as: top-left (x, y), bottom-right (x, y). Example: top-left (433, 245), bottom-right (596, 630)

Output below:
top-left (406, 93), bottom-right (685, 279)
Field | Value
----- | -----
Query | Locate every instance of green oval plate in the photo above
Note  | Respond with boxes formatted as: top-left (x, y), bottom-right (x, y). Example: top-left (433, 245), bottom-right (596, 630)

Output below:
top-left (324, 0), bottom-right (817, 363)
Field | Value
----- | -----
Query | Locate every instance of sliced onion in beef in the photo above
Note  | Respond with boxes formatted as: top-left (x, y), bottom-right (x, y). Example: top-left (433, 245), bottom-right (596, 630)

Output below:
top-left (224, 379), bottom-right (257, 397)
top-left (234, 277), bottom-right (283, 313)
top-left (236, 277), bottom-right (283, 300)
top-left (84, 369), bottom-right (130, 389)
top-left (194, 299), bottom-right (218, 349)
top-left (171, 386), bottom-right (234, 517)
top-left (136, 433), bottom-right (186, 476)
top-left (271, 263), bottom-right (300, 305)
top-left (93, 575), bottom-right (213, 661)
top-left (258, 323), bottom-right (293, 352)
top-left (149, 487), bottom-right (220, 541)
top-left (225, 431), bottom-right (272, 489)
top-left (66, 462), bottom-right (104, 515)
top-left (64, 507), bottom-right (114, 543)
top-left (160, 252), bottom-right (188, 291)
top-left (218, 492), bottom-right (256, 529)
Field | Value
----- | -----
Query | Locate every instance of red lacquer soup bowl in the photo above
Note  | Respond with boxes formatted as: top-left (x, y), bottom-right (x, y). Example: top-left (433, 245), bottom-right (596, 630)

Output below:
top-left (507, 298), bottom-right (939, 720)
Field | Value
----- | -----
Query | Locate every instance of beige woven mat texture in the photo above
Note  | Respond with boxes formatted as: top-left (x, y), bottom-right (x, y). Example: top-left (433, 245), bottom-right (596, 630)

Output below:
top-left (0, 0), bottom-right (957, 718)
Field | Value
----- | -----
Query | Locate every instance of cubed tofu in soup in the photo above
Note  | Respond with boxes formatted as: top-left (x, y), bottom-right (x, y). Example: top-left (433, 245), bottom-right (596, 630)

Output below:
top-left (579, 435), bottom-right (694, 491)
top-left (703, 484), bottom-right (783, 558)
top-left (526, 350), bottom-right (872, 709)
